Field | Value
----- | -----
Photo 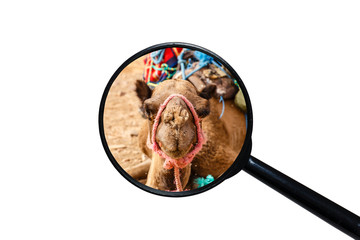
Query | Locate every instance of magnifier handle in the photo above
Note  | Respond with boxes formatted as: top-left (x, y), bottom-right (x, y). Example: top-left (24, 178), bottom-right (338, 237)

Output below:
top-left (244, 156), bottom-right (360, 239)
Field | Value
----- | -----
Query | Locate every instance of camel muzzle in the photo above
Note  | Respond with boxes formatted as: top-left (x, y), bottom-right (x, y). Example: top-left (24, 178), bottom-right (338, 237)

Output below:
top-left (148, 94), bottom-right (206, 191)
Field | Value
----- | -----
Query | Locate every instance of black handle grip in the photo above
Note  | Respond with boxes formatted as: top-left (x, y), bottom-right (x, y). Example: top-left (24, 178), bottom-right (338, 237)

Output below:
top-left (243, 156), bottom-right (360, 239)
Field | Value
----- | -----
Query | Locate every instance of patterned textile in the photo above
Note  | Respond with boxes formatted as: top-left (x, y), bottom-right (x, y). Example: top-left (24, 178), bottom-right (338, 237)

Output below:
top-left (143, 48), bottom-right (183, 88)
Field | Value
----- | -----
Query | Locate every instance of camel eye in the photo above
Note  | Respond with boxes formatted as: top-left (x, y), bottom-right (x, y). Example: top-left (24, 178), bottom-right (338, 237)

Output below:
top-left (194, 99), bottom-right (210, 118)
top-left (196, 106), bottom-right (210, 118)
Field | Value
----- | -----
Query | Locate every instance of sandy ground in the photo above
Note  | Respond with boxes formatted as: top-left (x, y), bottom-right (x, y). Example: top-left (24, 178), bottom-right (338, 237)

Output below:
top-left (103, 57), bottom-right (148, 180)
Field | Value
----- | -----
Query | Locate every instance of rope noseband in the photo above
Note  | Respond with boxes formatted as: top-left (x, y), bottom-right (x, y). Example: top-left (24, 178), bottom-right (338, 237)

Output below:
top-left (147, 94), bottom-right (206, 191)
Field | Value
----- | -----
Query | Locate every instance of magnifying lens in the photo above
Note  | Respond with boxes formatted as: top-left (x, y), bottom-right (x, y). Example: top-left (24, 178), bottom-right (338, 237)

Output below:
top-left (99, 42), bottom-right (360, 239)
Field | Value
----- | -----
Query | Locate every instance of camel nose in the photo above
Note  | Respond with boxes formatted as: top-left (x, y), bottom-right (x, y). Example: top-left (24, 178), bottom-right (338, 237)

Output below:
top-left (163, 97), bottom-right (190, 129)
top-left (155, 96), bottom-right (196, 158)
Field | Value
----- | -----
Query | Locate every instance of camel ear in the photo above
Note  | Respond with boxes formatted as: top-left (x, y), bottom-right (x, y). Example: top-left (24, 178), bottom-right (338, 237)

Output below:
top-left (135, 80), bottom-right (153, 118)
top-left (135, 80), bottom-right (152, 103)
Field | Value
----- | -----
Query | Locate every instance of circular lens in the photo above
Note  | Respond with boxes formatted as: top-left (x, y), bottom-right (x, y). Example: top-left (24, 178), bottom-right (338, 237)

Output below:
top-left (99, 43), bottom-right (252, 196)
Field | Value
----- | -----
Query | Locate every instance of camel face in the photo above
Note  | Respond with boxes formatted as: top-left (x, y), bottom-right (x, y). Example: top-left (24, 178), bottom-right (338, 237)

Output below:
top-left (136, 77), bottom-right (246, 191)
top-left (155, 96), bottom-right (197, 159)
top-left (136, 79), bottom-right (213, 159)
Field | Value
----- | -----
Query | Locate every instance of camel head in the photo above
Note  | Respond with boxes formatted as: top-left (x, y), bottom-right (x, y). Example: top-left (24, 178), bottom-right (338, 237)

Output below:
top-left (136, 79), bottom-right (215, 160)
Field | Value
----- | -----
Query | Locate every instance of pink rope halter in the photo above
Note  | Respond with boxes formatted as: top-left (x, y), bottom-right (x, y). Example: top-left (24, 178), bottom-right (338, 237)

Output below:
top-left (147, 94), bottom-right (206, 191)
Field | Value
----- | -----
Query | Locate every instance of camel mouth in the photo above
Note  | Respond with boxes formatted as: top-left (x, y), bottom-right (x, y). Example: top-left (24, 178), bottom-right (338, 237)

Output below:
top-left (160, 142), bottom-right (195, 159)
top-left (154, 95), bottom-right (198, 159)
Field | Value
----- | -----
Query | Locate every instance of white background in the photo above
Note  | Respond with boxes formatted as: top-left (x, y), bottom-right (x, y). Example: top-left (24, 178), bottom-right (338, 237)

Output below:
top-left (1, 1), bottom-right (359, 239)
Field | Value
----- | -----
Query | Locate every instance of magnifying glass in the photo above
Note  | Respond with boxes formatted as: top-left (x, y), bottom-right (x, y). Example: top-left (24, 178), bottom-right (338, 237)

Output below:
top-left (99, 42), bottom-right (360, 239)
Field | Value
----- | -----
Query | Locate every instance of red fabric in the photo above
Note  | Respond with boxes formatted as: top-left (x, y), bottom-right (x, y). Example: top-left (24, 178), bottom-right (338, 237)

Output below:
top-left (143, 48), bottom-right (183, 84)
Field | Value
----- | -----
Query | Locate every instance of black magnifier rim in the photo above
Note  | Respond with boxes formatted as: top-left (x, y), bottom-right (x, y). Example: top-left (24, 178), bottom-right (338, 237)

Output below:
top-left (99, 42), bottom-right (253, 197)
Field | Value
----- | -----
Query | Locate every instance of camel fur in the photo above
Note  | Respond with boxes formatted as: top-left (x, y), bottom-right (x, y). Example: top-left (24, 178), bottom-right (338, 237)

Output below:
top-left (136, 78), bottom-right (246, 191)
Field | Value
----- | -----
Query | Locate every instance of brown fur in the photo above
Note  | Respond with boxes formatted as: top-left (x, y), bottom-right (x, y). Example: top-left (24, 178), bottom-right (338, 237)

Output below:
top-left (136, 79), bottom-right (246, 191)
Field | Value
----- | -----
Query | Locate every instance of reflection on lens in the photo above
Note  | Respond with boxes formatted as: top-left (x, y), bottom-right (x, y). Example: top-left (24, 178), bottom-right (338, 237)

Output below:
top-left (103, 47), bottom-right (247, 192)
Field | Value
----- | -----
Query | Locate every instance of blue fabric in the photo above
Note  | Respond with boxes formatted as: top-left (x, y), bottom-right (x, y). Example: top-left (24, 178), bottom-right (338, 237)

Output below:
top-left (194, 175), bottom-right (215, 188)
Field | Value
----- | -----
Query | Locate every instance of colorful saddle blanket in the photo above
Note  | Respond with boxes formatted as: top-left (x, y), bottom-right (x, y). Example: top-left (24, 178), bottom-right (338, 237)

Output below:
top-left (143, 48), bottom-right (183, 88)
